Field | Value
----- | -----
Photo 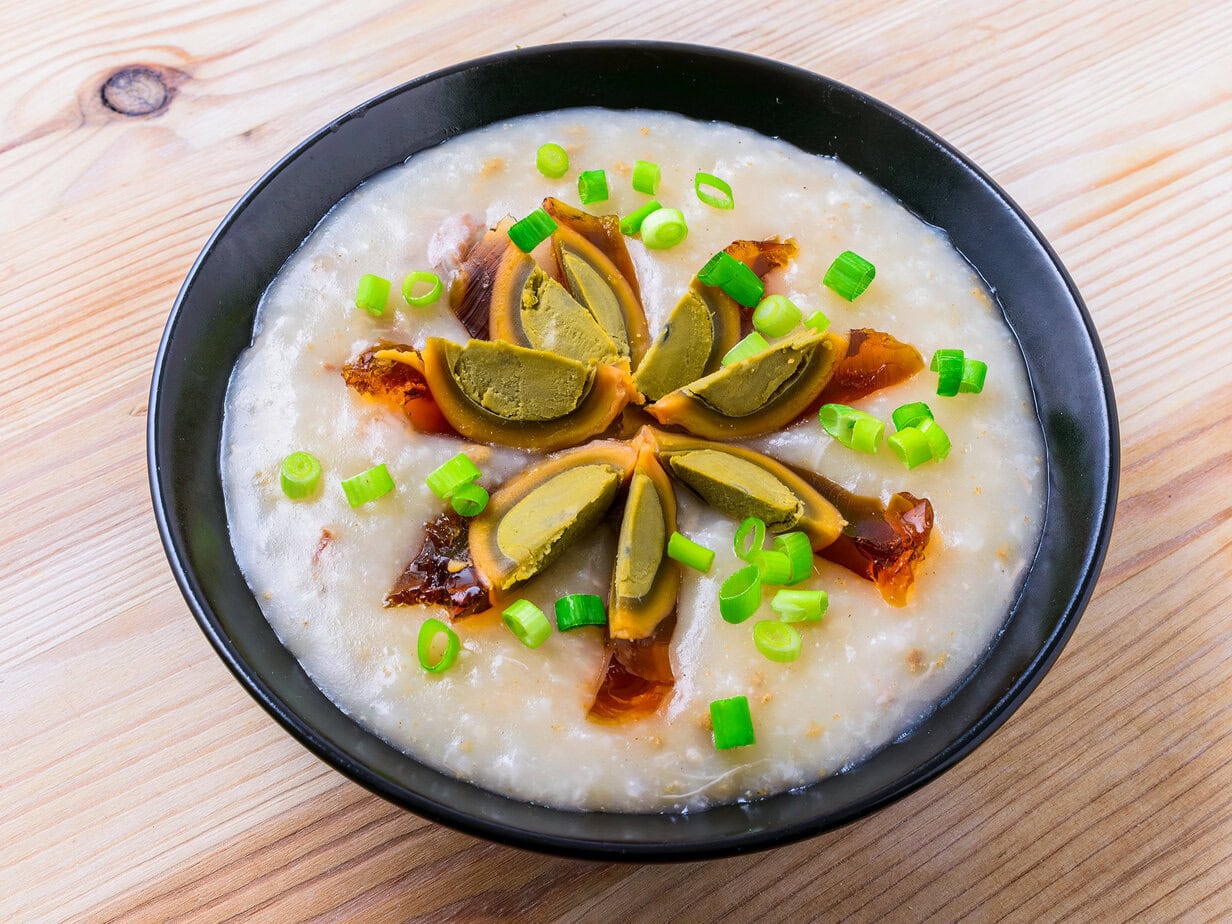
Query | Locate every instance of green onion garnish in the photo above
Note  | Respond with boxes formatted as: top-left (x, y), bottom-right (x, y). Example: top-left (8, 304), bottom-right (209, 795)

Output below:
top-left (752, 294), bottom-right (803, 338)
top-left (449, 482), bottom-right (489, 517)
top-left (849, 416), bottom-right (884, 454)
top-left (632, 159), bottom-right (661, 195)
top-left (508, 208), bottom-right (558, 252)
top-left (892, 401), bottom-right (934, 431)
top-left (918, 417), bottom-right (952, 460)
top-left (425, 453), bottom-right (482, 500)
top-left (752, 549), bottom-right (793, 586)
top-left (341, 463), bottom-right (395, 507)
top-left (577, 169), bottom-right (609, 205)
top-left (668, 531), bottom-right (715, 573)
top-left (554, 593), bottom-right (607, 631)
top-left (888, 427), bottom-right (932, 469)
top-left (803, 309), bottom-right (830, 333)
top-left (753, 620), bottom-right (802, 663)
top-left (695, 171), bottom-right (735, 210)
top-left (710, 696), bottom-right (755, 749)
top-left (401, 270), bottom-right (442, 307)
top-left (619, 199), bottom-right (662, 236)
top-left (818, 403), bottom-right (860, 442)
top-left (720, 331), bottom-right (769, 367)
top-left (417, 617), bottom-right (460, 673)
top-left (932, 349), bottom-right (964, 396)
top-left (734, 516), bottom-right (767, 561)
top-left (823, 250), bottom-right (876, 301)
top-left (279, 451), bottom-right (322, 500)
top-left (535, 142), bottom-right (569, 178)
top-left (697, 251), bottom-right (764, 307)
top-left (355, 273), bottom-right (390, 317)
top-left (770, 588), bottom-right (828, 623)
top-left (502, 599), bottom-right (551, 648)
top-left (773, 531), bottom-right (813, 585)
top-left (640, 207), bottom-right (688, 250)
top-left (719, 565), bottom-right (762, 623)
top-left (960, 358), bottom-right (988, 393)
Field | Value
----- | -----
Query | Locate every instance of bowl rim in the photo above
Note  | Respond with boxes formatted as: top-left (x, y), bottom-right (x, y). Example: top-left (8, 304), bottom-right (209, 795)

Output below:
top-left (148, 39), bottom-right (1119, 861)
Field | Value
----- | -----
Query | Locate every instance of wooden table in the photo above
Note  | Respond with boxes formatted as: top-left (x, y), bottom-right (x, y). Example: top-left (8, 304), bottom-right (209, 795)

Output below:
top-left (3, 1), bottom-right (1228, 920)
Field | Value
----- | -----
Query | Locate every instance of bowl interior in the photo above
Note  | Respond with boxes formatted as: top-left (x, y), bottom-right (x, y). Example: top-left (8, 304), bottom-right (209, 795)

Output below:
top-left (149, 42), bottom-right (1117, 860)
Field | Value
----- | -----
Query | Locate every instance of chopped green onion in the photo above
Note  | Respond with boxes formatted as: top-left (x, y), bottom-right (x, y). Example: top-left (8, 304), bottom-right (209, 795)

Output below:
top-left (734, 516), bottom-right (767, 561)
top-left (417, 617), bottom-right (460, 673)
top-left (960, 358), bottom-right (988, 393)
top-left (933, 350), bottom-right (964, 396)
top-left (819, 403), bottom-right (860, 442)
top-left (752, 549), bottom-right (793, 586)
top-left (823, 250), bottom-right (876, 301)
top-left (719, 565), bottom-right (762, 623)
top-left (918, 416), bottom-right (952, 460)
top-left (619, 199), bottom-right (662, 236)
top-left (803, 309), bottom-right (830, 333)
top-left (849, 416), bottom-right (884, 454)
top-left (770, 588), bottom-right (828, 623)
top-left (721, 331), bottom-right (769, 367)
top-left (773, 532), bottom-right (813, 584)
top-left (697, 251), bottom-right (764, 307)
top-left (279, 451), bottom-right (322, 499)
top-left (508, 208), bottom-right (557, 252)
top-left (341, 463), bottom-right (395, 507)
top-left (668, 531), bottom-right (715, 573)
top-left (554, 593), bottom-right (607, 631)
top-left (752, 294), bottom-right (802, 338)
top-left (402, 270), bottom-right (442, 307)
top-left (426, 453), bottom-right (482, 499)
top-left (753, 620), bottom-right (802, 663)
top-left (695, 171), bottom-right (735, 210)
top-left (355, 273), bottom-right (390, 317)
top-left (710, 695), bottom-right (755, 749)
top-left (502, 599), bottom-right (551, 648)
top-left (632, 160), bottom-right (661, 194)
top-left (577, 169), bottom-right (609, 205)
top-left (535, 142), bottom-right (569, 178)
top-left (892, 401), bottom-right (934, 431)
top-left (888, 427), bottom-right (932, 469)
top-left (449, 482), bottom-right (489, 517)
top-left (640, 207), bottom-right (688, 250)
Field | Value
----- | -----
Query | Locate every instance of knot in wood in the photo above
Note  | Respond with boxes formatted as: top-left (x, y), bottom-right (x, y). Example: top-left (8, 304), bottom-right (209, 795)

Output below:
top-left (101, 67), bottom-right (169, 116)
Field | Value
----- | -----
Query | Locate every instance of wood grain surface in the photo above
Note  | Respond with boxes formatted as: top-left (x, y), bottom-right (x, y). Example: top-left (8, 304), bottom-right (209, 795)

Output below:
top-left (2, 0), bottom-right (1229, 920)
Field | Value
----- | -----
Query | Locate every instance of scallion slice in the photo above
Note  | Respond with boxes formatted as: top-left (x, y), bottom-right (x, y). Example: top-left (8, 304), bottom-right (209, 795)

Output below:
top-left (734, 516), bottom-right (767, 561)
top-left (918, 417), bottom-right (952, 460)
top-left (632, 159), bottom-right (661, 195)
top-left (341, 463), bottom-right (395, 507)
top-left (719, 565), bottom-right (762, 624)
top-left (819, 403), bottom-right (860, 444)
top-left (710, 695), bottom-right (755, 749)
top-left (752, 549), bottom-right (792, 586)
top-left (355, 273), bottom-right (390, 317)
top-left (823, 250), bottom-right (876, 301)
top-left (721, 331), bottom-right (769, 367)
top-left (892, 401), bottom-right (934, 431)
top-left (449, 482), bottom-right (489, 517)
top-left (803, 309), bottom-right (830, 333)
top-left (503, 599), bottom-right (551, 648)
top-left (770, 588), bottom-right (828, 623)
top-left (508, 208), bottom-right (558, 252)
top-left (773, 531), bottom-right (813, 584)
top-left (426, 453), bottom-right (482, 499)
top-left (640, 207), bottom-right (688, 250)
top-left (535, 142), bottom-right (569, 178)
top-left (849, 416), bottom-right (884, 454)
top-left (888, 427), bottom-right (932, 469)
top-left (752, 294), bottom-right (802, 338)
top-left (960, 358), bottom-right (988, 393)
top-left (280, 451), bottom-right (322, 500)
top-left (619, 199), bottom-right (662, 236)
top-left (668, 531), bottom-right (715, 573)
top-left (697, 251), bottom-right (764, 307)
top-left (933, 350), bottom-right (964, 396)
top-left (577, 169), bottom-right (609, 205)
top-left (695, 171), bottom-right (735, 209)
top-left (402, 270), bottom-right (443, 307)
top-left (417, 617), bottom-right (460, 673)
top-left (554, 594), bottom-right (607, 631)
top-left (753, 620), bottom-right (802, 663)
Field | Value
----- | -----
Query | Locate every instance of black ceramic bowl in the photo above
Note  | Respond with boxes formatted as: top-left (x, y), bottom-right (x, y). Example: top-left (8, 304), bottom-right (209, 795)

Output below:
top-left (149, 42), bottom-right (1117, 860)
